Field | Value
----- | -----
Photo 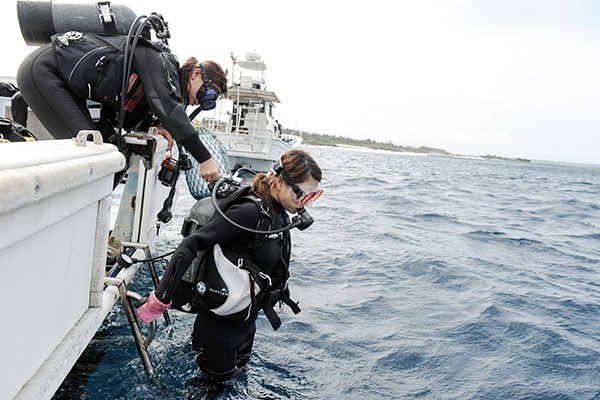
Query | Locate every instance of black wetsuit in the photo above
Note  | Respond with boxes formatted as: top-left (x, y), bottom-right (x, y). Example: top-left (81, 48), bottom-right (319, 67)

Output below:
top-left (155, 198), bottom-right (290, 377)
top-left (16, 39), bottom-right (211, 164)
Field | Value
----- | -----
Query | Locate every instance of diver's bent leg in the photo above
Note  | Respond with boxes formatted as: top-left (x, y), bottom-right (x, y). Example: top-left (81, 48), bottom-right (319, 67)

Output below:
top-left (17, 45), bottom-right (96, 139)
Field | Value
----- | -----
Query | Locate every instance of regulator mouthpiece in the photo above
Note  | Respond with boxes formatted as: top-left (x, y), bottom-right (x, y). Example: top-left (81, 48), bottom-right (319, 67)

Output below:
top-left (293, 208), bottom-right (314, 231)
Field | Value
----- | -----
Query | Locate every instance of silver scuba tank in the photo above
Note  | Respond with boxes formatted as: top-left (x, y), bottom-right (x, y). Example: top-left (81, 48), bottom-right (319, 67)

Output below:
top-left (176, 196), bottom-right (216, 313)
top-left (17, 0), bottom-right (138, 46)
top-left (181, 197), bottom-right (216, 237)
top-left (178, 195), bottom-right (214, 292)
top-left (180, 179), bottom-right (245, 237)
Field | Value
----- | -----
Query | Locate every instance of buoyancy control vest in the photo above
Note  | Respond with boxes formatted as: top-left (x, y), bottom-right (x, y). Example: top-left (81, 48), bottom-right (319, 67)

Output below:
top-left (172, 186), bottom-right (301, 330)
top-left (50, 30), bottom-right (174, 109)
top-left (52, 31), bottom-right (129, 107)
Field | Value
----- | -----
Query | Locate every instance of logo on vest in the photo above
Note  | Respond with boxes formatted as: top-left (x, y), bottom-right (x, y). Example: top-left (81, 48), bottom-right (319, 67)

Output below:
top-left (209, 287), bottom-right (228, 297)
top-left (196, 281), bottom-right (206, 294)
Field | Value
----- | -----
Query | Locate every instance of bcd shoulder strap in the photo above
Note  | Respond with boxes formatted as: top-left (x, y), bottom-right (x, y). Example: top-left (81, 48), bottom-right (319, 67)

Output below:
top-left (221, 188), bottom-right (273, 249)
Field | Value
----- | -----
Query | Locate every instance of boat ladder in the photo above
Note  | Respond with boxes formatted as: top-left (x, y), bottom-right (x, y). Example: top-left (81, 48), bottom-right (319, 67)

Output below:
top-left (104, 242), bottom-right (173, 377)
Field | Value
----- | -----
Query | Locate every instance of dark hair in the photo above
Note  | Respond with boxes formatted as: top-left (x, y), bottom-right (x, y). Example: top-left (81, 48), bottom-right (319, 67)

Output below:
top-left (279, 149), bottom-right (322, 184)
top-left (251, 149), bottom-right (322, 214)
top-left (179, 57), bottom-right (228, 103)
top-left (202, 60), bottom-right (228, 96)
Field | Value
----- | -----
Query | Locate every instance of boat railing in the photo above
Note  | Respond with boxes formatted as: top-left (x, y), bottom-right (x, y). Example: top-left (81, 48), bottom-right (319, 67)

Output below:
top-left (232, 104), bottom-right (260, 142)
top-left (206, 105), bottom-right (279, 151)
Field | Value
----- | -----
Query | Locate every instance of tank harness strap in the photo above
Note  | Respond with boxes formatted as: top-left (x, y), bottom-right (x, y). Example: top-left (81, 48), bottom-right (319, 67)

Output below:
top-left (260, 289), bottom-right (300, 331)
top-left (272, 253), bottom-right (300, 315)
top-left (282, 293), bottom-right (301, 315)
top-left (97, 2), bottom-right (118, 34)
top-left (250, 197), bottom-right (272, 248)
top-left (230, 269), bottom-right (296, 332)
top-left (262, 300), bottom-right (282, 331)
top-left (238, 254), bottom-right (288, 331)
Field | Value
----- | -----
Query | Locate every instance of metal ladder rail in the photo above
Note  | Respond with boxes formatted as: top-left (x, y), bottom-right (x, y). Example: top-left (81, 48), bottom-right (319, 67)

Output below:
top-left (104, 242), bottom-right (173, 377)
top-left (105, 277), bottom-right (157, 377)
top-left (121, 241), bottom-right (173, 326)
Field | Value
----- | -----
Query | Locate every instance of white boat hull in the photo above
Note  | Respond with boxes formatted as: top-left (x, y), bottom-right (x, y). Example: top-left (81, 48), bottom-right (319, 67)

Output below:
top-left (0, 131), bottom-right (173, 400)
top-left (216, 132), bottom-right (303, 172)
top-left (0, 138), bottom-right (124, 400)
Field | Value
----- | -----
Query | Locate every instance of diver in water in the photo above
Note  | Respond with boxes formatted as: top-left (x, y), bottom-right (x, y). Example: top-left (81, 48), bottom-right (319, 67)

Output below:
top-left (137, 149), bottom-right (324, 380)
top-left (16, 33), bottom-right (227, 181)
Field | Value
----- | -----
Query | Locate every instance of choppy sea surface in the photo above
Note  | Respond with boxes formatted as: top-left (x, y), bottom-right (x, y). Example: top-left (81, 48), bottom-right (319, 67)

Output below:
top-left (54, 145), bottom-right (600, 400)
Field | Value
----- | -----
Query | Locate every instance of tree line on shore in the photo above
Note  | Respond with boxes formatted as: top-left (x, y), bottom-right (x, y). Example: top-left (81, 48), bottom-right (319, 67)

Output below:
top-left (287, 129), bottom-right (530, 162)
top-left (287, 129), bottom-right (450, 155)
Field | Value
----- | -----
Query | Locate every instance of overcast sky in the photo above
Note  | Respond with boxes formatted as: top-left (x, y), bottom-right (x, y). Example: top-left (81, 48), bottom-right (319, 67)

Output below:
top-left (1, 0), bottom-right (599, 164)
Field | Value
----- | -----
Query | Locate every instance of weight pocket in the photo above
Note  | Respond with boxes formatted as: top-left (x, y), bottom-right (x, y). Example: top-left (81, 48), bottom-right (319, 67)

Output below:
top-left (92, 53), bottom-right (125, 107)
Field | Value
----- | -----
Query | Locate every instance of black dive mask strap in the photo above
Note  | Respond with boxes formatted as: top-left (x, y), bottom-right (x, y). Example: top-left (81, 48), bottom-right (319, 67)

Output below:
top-left (195, 63), bottom-right (219, 110)
top-left (188, 64), bottom-right (219, 120)
top-left (272, 156), bottom-right (304, 199)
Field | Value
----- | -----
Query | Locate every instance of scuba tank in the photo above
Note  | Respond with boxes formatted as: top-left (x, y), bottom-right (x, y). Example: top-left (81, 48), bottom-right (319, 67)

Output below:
top-left (17, 0), bottom-right (138, 46)
top-left (180, 178), bottom-right (243, 237)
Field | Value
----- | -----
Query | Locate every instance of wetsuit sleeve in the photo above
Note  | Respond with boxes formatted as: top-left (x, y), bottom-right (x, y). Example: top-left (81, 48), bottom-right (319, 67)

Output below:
top-left (155, 202), bottom-right (260, 302)
top-left (132, 45), bottom-right (211, 163)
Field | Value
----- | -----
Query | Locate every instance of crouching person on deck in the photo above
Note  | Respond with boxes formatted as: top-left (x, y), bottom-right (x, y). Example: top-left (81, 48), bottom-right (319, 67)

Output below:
top-left (17, 31), bottom-right (226, 182)
top-left (137, 149), bottom-right (324, 380)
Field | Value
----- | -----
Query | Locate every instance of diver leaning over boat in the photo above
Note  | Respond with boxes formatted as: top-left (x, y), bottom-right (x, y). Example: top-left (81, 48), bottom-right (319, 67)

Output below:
top-left (16, 20), bottom-right (227, 182)
top-left (137, 149), bottom-right (323, 380)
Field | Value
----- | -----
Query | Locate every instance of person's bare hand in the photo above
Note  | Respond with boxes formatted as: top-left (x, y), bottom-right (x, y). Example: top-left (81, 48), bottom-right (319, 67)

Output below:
top-left (156, 124), bottom-right (174, 150)
top-left (200, 158), bottom-right (220, 182)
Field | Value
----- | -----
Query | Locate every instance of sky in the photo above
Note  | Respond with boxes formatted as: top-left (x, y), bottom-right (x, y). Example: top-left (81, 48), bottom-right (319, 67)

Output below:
top-left (1, 0), bottom-right (599, 164)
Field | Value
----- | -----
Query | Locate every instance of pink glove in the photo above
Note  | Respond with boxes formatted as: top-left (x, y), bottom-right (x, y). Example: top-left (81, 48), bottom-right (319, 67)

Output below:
top-left (137, 291), bottom-right (171, 323)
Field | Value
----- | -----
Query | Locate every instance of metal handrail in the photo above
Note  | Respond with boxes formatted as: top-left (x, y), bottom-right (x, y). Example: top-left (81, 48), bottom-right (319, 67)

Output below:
top-left (104, 277), bottom-right (157, 377)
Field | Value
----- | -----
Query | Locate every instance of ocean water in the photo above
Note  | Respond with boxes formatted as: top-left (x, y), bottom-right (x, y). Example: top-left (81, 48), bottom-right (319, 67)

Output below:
top-left (54, 145), bottom-right (600, 400)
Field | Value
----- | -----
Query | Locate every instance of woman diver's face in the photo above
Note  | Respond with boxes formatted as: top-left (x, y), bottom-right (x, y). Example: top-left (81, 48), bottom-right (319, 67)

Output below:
top-left (277, 176), bottom-right (321, 213)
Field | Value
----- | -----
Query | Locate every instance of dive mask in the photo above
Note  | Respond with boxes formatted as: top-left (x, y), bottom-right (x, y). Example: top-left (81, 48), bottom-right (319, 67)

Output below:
top-left (196, 83), bottom-right (219, 110)
top-left (196, 63), bottom-right (220, 110)
top-left (273, 157), bottom-right (323, 207)
top-left (295, 182), bottom-right (324, 208)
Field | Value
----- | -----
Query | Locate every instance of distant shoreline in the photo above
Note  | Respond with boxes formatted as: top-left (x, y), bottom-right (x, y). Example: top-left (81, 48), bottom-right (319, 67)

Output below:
top-left (290, 129), bottom-right (531, 163)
